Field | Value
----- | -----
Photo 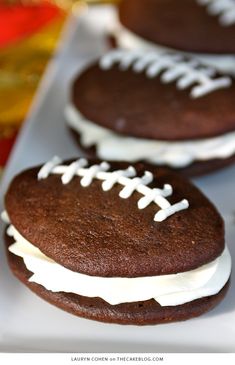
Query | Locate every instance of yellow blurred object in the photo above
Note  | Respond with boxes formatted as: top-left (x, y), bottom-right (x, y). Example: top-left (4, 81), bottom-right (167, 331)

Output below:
top-left (3, 0), bottom-right (120, 8)
top-left (0, 15), bottom-right (65, 129)
top-left (0, 0), bottom-right (118, 130)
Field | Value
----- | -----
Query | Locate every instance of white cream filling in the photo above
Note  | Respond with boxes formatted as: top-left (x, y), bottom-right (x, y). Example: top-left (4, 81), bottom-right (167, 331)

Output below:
top-left (114, 23), bottom-right (235, 75)
top-left (65, 104), bottom-right (235, 168)
top-left (6, 221), bottom-right (231, 307)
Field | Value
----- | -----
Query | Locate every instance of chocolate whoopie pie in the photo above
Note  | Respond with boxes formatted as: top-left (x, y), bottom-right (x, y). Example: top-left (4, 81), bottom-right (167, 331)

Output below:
top-left (115, 0), bottom-right (235, 74)
top-left (65, 49), bottom-right (235, 176)
top-left (3, 157), bottom-right (231, 325)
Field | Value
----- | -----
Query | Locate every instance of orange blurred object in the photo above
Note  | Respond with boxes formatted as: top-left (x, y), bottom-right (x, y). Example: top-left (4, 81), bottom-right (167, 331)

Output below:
top-left (0, 0), bottom-right (119, 170)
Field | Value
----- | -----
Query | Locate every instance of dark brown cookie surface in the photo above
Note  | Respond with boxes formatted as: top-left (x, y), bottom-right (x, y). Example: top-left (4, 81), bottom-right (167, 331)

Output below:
top-left (119, 0), bottom-right (235, 54)
top-left (5, 233), bottom-right (229, 325)
top-left (72, 63), bottom-right (235, 141)
top-left (70, 129), bottom-right (235, 177)
top-left (5, 159), bottom-right (224, 277)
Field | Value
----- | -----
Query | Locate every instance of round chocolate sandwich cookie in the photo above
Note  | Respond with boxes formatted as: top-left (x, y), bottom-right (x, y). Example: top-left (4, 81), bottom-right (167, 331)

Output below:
top-left (2, 157), bottom-right (232, 325)
top-left (65, 49), bottom-right (235, 176)
top-left (114, 0), bottom-right (235, 74)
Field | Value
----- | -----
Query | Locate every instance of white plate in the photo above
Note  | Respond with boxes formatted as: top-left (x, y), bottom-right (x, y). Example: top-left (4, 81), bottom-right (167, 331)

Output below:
top-left (0, 5), bottom-right (235, 353)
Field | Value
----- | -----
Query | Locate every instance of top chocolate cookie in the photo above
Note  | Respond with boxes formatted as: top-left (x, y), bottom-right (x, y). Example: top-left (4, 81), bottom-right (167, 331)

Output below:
top-left (71, 50), bottom-right (235, 141)
top-left (118, 0), bottom-right (235, 54)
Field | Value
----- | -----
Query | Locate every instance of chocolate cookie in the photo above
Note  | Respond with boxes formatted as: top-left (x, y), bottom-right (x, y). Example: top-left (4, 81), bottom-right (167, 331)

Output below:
top-left (3, 157), bottom-right (231, 324)
top-left (116, 0), bottom-right (235, 74)
top-left (118, 0), bottom-right (235, 54)
top-left (65, 49), bottom-right (235, 175)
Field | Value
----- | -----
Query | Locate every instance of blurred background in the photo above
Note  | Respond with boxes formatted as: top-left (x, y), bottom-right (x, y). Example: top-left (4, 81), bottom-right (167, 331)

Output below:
top-left (0, 0), bottom-right (118, 174)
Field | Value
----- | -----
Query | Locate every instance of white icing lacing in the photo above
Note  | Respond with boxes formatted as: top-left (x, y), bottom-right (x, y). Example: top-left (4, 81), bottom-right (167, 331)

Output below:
top-left (37, 156), bottom-right (189, 222)
top-left (197, 0), bottom-right (235, 26)
top-left (99, 50), bottom-right (232, 98)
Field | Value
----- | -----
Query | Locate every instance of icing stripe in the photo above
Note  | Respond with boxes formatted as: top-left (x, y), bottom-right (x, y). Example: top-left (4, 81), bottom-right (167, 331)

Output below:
top-left (37, 157), bottom-right (189, 222)
top-left (99, 50), bottom-right (232, 98)
top-left (197, 0), bottom-right (235, 26)
top-left (38, 156), bottom-right (62, 180)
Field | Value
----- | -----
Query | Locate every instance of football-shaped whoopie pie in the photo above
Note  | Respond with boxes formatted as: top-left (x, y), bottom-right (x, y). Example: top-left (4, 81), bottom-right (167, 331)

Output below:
top-left (114, 0), bottom-right (235, 74)
top-left (65, 49), bottom-right (235, 176)
top-left (3, 157), bottom-right (231, 325)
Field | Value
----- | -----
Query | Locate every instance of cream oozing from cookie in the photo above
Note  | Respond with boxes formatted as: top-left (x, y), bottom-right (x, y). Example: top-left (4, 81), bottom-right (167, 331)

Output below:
top-left (100, 50), bottom-right (231, 98)
top-left (113, 23), bottom-right (235, 74)
top-left (4, 218), bottom-right (231, 307)
top-left (197, 0), bottom-right (235, 26)
top-left (37, 157), bottom-right (189, 222)
top-left (65, 104), bottom-right (235, 168)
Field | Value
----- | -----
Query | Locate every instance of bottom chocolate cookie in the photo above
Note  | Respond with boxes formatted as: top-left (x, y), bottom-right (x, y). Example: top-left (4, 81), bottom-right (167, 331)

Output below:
top-left (5, 233), bottom-right (230, 326)
top-left (69, 128), bottom-right (235, 178)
